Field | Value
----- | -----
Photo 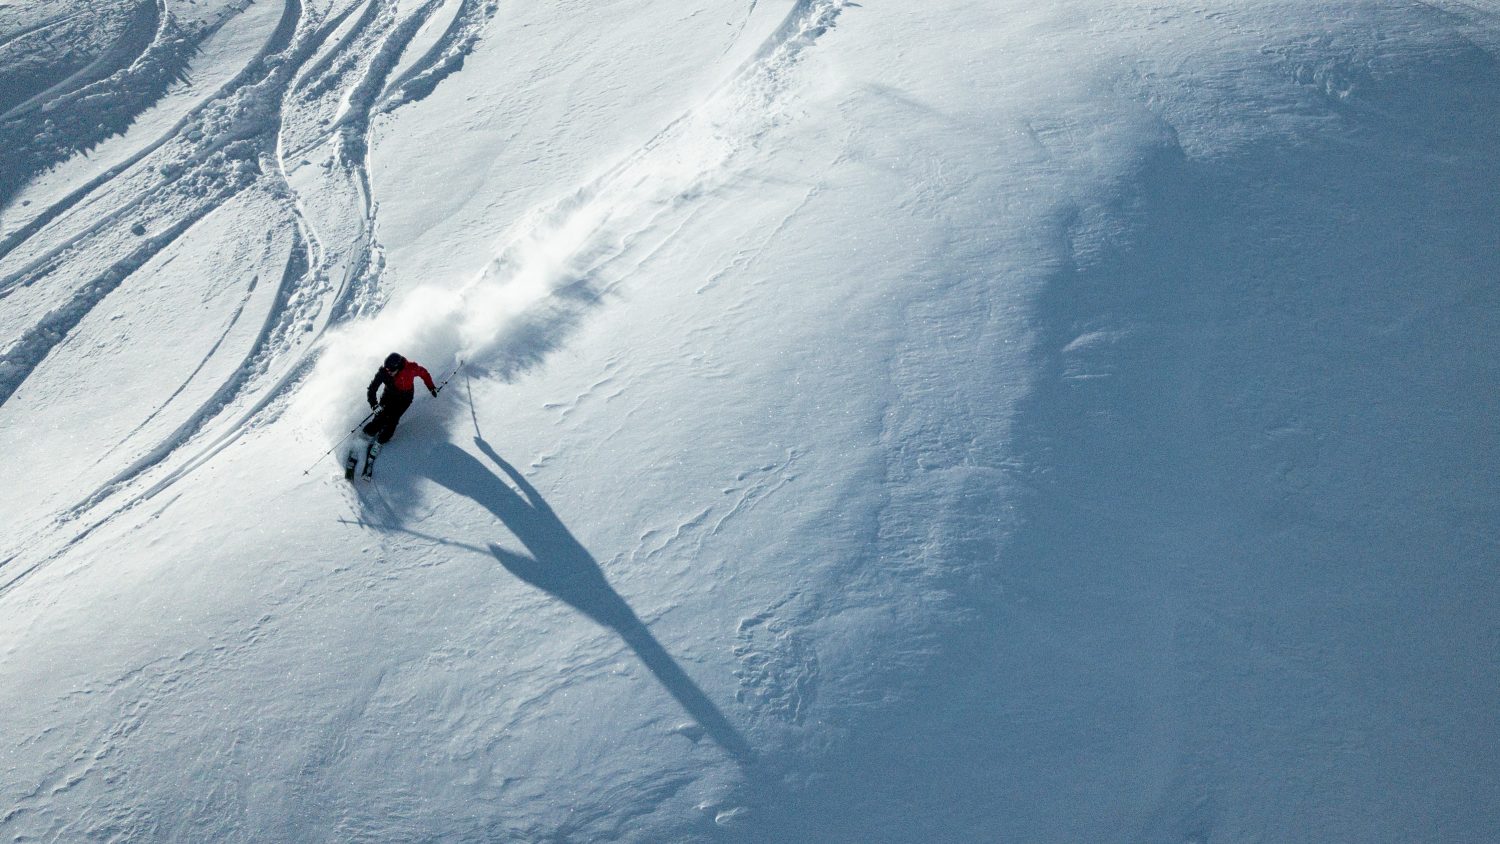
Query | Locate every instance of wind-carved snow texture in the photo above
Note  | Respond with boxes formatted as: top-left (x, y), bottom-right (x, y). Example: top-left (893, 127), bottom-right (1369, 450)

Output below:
top-left (304, 0), bottom-right (851, 447)
top-left (0, 0), bottom-right (500, 590)
top-left (734, 610), bottom-right (819, 725)
top-left (2, 1), bottom-right (1499, 840)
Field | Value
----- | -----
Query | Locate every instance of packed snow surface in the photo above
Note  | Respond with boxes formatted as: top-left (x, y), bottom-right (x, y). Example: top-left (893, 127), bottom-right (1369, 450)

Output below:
top-left (1, 0), bottom-right (1498, 840)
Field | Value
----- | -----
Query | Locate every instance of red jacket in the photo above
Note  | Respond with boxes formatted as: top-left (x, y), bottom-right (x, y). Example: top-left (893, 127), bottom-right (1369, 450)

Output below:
top-left (368, 360), bottom-right (435, 405)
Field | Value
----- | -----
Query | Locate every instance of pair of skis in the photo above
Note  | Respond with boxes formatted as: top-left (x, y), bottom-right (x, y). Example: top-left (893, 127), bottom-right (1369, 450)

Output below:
top-left (344, 437), bottom-right (381, 481)
top-left (301, 360), bottom-right (464, 482)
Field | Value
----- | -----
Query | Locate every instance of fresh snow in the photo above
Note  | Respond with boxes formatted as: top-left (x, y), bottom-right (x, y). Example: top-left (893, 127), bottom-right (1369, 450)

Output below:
top-left (2, 0), bottom-right (1498, 841)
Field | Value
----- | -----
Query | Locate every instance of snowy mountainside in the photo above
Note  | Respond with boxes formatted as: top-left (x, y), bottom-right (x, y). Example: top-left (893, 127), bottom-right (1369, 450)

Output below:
top-left (2, 0), bottom-right (1499, 841)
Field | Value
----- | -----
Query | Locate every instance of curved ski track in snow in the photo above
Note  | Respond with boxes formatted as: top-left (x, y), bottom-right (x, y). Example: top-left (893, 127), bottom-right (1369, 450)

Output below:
top-left (0, 0), bottom-right (850, 599)
top-left (0, 1), bottom-right (162, 125)
top-left (0, 0), bottom-right (500, 595)
top-left (0, 12), bottom-right (86, 57)
top-left (307, 0), bottom-right (852, 417)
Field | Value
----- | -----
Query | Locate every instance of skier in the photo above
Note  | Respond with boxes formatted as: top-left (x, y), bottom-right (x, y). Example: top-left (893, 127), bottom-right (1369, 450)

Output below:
top-left (365, 352), bottom-right (438, 445)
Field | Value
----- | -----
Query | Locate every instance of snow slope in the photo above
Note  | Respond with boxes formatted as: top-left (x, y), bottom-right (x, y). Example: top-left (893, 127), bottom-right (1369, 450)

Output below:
top-left (1, 0), bottom-right (1498, 841)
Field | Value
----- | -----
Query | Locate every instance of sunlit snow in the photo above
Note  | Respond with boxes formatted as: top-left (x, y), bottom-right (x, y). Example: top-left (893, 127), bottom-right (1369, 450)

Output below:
top-left (1, 0), bottom-right (1497, 841)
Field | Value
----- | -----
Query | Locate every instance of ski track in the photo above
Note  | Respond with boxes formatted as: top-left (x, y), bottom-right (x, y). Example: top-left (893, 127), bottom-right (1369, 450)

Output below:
top-left (0, 0), bottom-right (185, 203)
top-left (0, 0), bottom-right (850, 597)
top-left (109, 272), bottom-right (263, 455)
top-left (0, 11), bottom-right (85, 55)
top-left (0, 0), bottom-right (500, 595)
top-left (0, 1), bottom-right (162, 125)
top-left (354, 0), bottom-right (850, 390)
top-left (0, 0), bottom-right (297, 270)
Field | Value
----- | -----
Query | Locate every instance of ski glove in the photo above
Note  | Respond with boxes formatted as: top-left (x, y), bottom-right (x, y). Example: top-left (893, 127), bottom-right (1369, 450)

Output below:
top-left (429, 387), bottom-right (439, 397)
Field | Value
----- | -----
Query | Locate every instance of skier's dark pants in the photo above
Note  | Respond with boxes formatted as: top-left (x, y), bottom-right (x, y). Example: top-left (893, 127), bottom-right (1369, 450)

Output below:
top-left (364, 389), bottom-right (413, 443)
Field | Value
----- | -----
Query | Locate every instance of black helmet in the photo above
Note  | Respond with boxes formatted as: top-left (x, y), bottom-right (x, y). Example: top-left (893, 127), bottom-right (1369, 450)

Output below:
top-left (383, 353), bottom-right (405, 371)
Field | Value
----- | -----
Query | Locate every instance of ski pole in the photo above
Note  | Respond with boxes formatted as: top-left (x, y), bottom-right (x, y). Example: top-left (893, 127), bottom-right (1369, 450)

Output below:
top-left (432, 359), bottom-right (464, 394)
top-left (300, 410), bottom-right (375, 475)
top-left (301, 360), bottom-right (461, 476)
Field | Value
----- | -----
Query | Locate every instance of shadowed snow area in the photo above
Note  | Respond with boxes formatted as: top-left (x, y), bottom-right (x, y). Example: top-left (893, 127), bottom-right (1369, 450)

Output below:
top-left (0, 0), bottom-right (1497, 841)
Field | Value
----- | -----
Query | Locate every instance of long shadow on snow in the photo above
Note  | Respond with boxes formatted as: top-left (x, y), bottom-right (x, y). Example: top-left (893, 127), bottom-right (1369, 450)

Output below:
top-left (742, 18), bottom-right (1500, 844)
top-left (420, 437), bottom-right (758, 767)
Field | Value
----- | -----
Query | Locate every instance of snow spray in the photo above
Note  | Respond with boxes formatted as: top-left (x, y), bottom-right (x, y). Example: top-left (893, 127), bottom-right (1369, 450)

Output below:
top-left (301, 0), bottom-right (849, 445)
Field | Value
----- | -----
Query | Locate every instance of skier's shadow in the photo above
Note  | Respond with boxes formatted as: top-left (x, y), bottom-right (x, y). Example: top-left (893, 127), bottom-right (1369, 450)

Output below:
top-left (421, 437), bottom-right (755, 766)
